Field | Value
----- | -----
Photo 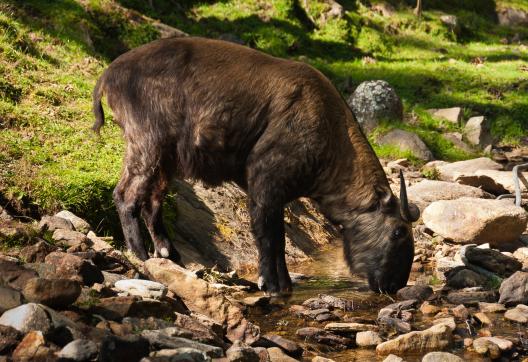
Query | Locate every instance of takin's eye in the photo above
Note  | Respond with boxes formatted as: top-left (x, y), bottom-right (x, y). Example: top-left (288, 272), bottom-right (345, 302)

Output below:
top-left (391, 226), bottom-right (408, 240)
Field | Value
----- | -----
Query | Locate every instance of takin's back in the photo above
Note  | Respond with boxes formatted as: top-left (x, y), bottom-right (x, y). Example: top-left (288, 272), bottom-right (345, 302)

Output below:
top-left (94, 36), bottom-right (355, 186)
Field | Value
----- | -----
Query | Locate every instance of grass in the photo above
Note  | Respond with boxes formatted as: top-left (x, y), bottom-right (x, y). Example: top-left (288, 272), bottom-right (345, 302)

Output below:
top-left (0, 0), bottom-right (527, 235)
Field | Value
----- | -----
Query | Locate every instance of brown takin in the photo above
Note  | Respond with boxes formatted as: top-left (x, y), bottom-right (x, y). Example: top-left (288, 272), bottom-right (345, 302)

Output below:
top-left (92, 37), bottom-right (420, 296)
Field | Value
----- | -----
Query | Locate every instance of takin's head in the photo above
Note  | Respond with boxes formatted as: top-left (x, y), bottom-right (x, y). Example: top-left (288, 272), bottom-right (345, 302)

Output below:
top-left (343, 170), bottom-right (420, 294)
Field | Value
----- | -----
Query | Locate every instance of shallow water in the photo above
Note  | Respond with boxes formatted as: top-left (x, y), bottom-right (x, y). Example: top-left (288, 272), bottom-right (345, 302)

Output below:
top-left (246, 243), bottom-right (528, 361)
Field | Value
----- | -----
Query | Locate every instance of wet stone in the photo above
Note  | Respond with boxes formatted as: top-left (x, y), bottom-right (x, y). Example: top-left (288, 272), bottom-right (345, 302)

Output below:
top-left (140, 329), bottom-right (223, 358)
top-left (504, 304), bottom-right (528, 323)
top-left (498, 271), bottom-right (528, 306)
top-left (296, 327), bottom-right (353, 349)
top-left (474, 312), bottom-right (492, 325)
top-left (422, 351), bottom-right (463, 362)
top-left (445, 268), bottom-right (487, 289)
top-left (396, 285), bottom-right (432, 302)
top-left (324, 322), bottom-right (378, 333)
top-left (376, 324), bottom-right (453, 355)
top-left (149, 347), bottom-right (209, 361)
top-left (472, 337), bottom-right (502, 359)
top-left (446, 290), bottom-right (497, 306)
top-left (260, 334), bottom-right (302, 358)
top-left (478, 302), bottom-right (506, 313)
top-left (377, 316), bottom-right (412, 334)
top-left (241, 295), bottom-right (270, 308)
top-left (302, 294), bottom-right (354, 311)
top-left (382, 355), bottom-right (404, 362)
top-left (355, 331), bottom-right (382, 348)
top-left (420, 301), bottom-right (440, 315)
top-left (267, 347), bottom-right (298, 362)
top-left (452, 304), bottom-right (469, 320)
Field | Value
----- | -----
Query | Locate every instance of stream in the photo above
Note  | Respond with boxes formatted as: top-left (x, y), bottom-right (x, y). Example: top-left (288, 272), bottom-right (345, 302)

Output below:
top-left (245, 243), bottom-right (528, 361)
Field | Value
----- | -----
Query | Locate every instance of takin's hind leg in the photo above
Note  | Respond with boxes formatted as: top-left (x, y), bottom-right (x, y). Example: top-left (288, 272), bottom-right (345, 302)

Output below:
top-left (141, 171), bottom-right (182, 264)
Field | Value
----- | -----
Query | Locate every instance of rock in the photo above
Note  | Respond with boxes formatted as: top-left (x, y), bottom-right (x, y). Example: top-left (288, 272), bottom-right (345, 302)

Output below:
top-left (52, 229), bottom-right (90, 248)
top-left (473, 169), bottom-right (518, 193)
top-left (423, 198), bottom-right (527, 245)
top-left (141, 329), bottom-right (223, 358)
top-left (378, 129), bottom-right (433, 161)
top-left (446, 268), bottom-right (487, 289)
top-left (464, 116), bottom-right (493, 148)
top-left (144, 258), bottom-right (260, 344)
top-left (499, 271), bottom-right (528, 306)
top-left (0, 259), bottom-right (39, 290)
top-left (312, 357), bottom-right (335, 362)
top-left (38, 215), bottom-right (74, 232)
top-left (0, 286), bottom-right (22, 313)
top-left (296, 327), bottom-right (353, 349)
top-left (383, 355), bottom-right (404, 362)
top-left (55, 210), bottom-right (91, 233)
top-left (434, 257), bottom-right (464, 280)
top-left (347, 80), bottom-right (403, 133)
top-left (0, 205), bottom-right (12, 221)
top-left (44, 251), bottom-right (103, 286)
top-left (479, 302), bottom-right (506, 313)
top-left (226, 340), bottom-right (260, 361)
top-left (19, 240), bottom-right (58, 263)
top-left (301, 294), bottom-right (354, 311)
top-left (504, 304), bottom-right (528, 323)
top-left (86, 231), bottom-right (113, 252)
top-left (436, 157), bottom-right (502, 182)
top-left (324, 322), bottom-right (378, 333)
top-left (513, 247), bottom-right (528, 262)
top-left (433, 317), bottom-right (456, 331)
top-left (260, 334), bottom-right (302, 358)
top-left (396, 285), bottom-right (432, 302)
top-left (422, 351), bottom-right (463, 362)
top-left (464, 246), bottom-right (522, 277)
top-left (114, 279), bottom-right (168, 300)
top-left (173, 313), bottom-right (224, 347)
top-left (440, 15), bottom-right (458, 32)
top-left (447, 290), bottom-right (497, 306)
top-left (455, 174), bottom-right (508, 195)
top-left (149, 347), bottom-right (209, 361)
top-left (356, 331), bottom-right (382, 348)
top-left (58, 339), bottom-right (98, 361)
top-left (102, 271), bottom-right (127, 286)
top-left (420, 302), bottom-right (440, 315)
top-left (376, 324), bottom-right (453, 355)
top-left (451, 305), bottom-right (469, 320)
top-left (473, 337), bottom-right (501, 358)
top-left (90, 296), bottom-right (175, 321)
top-left (378, 300), bottom-right (419, 319)
top-left (0, 325), bottom-right (22, 355)
top-left (378, 316), bottom-right (412, 335)
top-left (11, 330), bottom-right (52, 361)
top-left (474, 312), bottom-right (492, 325)
top-left (408, 180), bottom-right (492, 211)
top-left (0, 303), bottom-right (52, 334)
top-left (267, 347), bottom-right (298, 362)
top-left (498, 7), bottom-right (528, 26)
top-left (372, 2), bottom-right (396, 17)
top-left (427, 107), bottom-right (462, 124)
top-left (99, 335), bottom-right (149, 362)
top-left (442, 132), bottom-right (473, 153)
top-left (22, 278), bottom-right (81, 308)
top-left (242, 295), bottom-right (270, 308)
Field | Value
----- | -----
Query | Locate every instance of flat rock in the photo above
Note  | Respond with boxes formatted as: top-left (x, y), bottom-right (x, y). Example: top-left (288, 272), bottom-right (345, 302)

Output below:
top-left (378, 129), bottom-right (433, 161)
top-left (58, 339), bottom-right (98, 361)
top-left (226, 340), bottom-right (260, 362)
top-left (475, 169), bottom-right (517, 193)
top-left (267, 347), bottom-right (298, 362)
top-left (423, 198), bottom-right (527, 245)
top-left (55, 210), bottom-right (91, 233)
top-left (376, 324), bottom-right (453, 355)
top-left (52, 229), bottom-right (89, 248)
top-left (296, 327), bottom-right (353, 349)
top-left (422, 351), bottom-right (463, 362)
top-left (479, 302), bottom-right (506, 313)
top-left (455, 174), bottom-right (508, 195)
top-left (464, 246), bottom-right (522, 277)
top-left (44, 251), bottom-right (103, 286)
top-left (383, 355), bottom-right (404, 362)
top-left (114, 279), bottom-right (167, 300)
top-left (302, 294), bottom-right (354, 311)
top-left (396, 285), bottom-right (432, 302)
top-left (447, 290), bottom-right (497, 306)
top-left (90, 296), bottom-right (175, 321)
top-left (38, 215), bottom-right (74, 232)
top-left (141, 329), bottom-right (223, 358)
top-left (437, 157), bottom-right (502, 182)
top-left (504, 304), bottom-right (528, 323)
top-left (150, 347), bottom-right (208, 361)
top-left (261, 334), bottom-right (302, 358)
top-left (408, 180), bottom-right (492, 211)
top-left (241, 295), bottom-right (270, 308)
top-left (324, 322), bottom-right (378, 333)
top-left (356, 331), bottom-right (382, 348)
top-left (427, 107), bottom-right (462, 124)
top-left (499, 271), bottom-right (528, 306)
top-left (144, 258), bottom-right (260, 344)
top-left (22, 277), bottom-right (81, 308)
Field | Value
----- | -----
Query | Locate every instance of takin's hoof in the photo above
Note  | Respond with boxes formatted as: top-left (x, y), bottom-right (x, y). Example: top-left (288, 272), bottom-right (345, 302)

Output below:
top-left (258, 275), bottom-right (280, 296)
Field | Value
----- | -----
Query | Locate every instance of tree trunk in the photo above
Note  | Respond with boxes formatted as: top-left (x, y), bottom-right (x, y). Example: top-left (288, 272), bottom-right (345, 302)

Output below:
top-left (414, 0), bottom-right (422, 17)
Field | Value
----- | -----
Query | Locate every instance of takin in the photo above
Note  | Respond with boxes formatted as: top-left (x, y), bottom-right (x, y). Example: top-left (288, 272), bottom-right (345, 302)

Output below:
top-left (92, 37), bottom-right (420, 295)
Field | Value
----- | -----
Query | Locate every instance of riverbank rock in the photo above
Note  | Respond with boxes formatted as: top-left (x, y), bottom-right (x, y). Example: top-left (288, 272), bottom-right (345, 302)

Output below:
top-left (296, 327), bottom-right (353, 349)
top-left (22, 278), bottom-right (81, 308)
top-left (114, 279), bottom-right (168, 300)
top-left (11, 330), bottom-right (54, 361)
top-left (407, 180), bottom-right (492, 210)
top-left (422, 198), bottom-right (527, 245)
top-left (38, 215), bottom-right (74, 232)
top-left (504, 304), bottom-right (528, 323)
top-left (324, 322), bottom-right (378, 333)
top-left (422, 351), bottom-right (463, 362)
top-left (267, 346), bottom-right (298, 362)
top-left (378, 129), bottom-right (433, 161)
top-left (141, 329), bottom-right (223, 358)
top-left (18, 240), bottom-right (57, 263)
top-left (463, 246), bottom-right (522, 278)
top-left (356, 331), bottom-right (382, 347)
top-left (144, 258), bottom-right (260, 344)
top-left (0, 260), bottom-right (39, 290)
top-left (348, 80), bottom-right (403, 133)
top-left (436, 158), bottom-right (502, 182)
top-left (499, 271), bottom-right (528, 306)
top-left (479, 302), bottom-right (506, 313)
top-left (396, 285), bottom-right (432, 302)
top-left (376, 324), bottom-right (453, 355)
top-left (498, 7), bottom-right (528, 26)
top-left (446, 268), bottom-right (487, 289)
top-left (447, 290), bottom-right (497, 305)
top-left (455, 174), bottom-right (508, 195)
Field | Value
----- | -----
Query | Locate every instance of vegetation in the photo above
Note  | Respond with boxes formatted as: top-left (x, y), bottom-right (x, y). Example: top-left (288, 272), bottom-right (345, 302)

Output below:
top-left (0, 0), bottom-right (527, 233)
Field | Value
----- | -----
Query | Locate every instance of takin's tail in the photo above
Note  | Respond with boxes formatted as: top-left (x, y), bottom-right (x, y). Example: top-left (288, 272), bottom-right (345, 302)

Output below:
top-left (92, 74), bottom-right (106, 135)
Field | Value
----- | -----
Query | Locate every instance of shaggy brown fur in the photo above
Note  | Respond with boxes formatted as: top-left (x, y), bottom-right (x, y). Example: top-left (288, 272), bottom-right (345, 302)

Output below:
top-left (93, 37), bottom-right (419, 294)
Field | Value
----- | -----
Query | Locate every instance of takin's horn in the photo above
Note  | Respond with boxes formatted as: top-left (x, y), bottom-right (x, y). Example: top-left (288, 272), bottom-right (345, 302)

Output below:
top-left (399, 169), bottom-right (420, 222)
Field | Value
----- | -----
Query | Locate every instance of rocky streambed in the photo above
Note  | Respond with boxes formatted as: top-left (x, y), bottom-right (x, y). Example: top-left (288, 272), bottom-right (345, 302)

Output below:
top-left (0, 156), bottom-right (528, 361)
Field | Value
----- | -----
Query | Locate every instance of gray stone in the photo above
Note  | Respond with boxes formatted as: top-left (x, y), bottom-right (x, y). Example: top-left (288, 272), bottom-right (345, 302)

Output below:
top-left (58, 339), bottom-right (98, 361)
top-left (356, 331), bottom-right (382, 347)
top-left (0, 303), bottom-right (52, 334)
top-left (141, 329), bottom-right (223, 358)
top-left (499, 271), bottom-right (528, 306)
top-left (226, 340), bottom-right (260, 362)
top-left (464, 116), bottom-right (493, 148)
top-left (55, 210), bottom-right (91, 233)
top-left (447, 290), bottom-right (497, 306)
top-left (396, 285), bottom-right (432, 302)
top-left (427, 107), bottom-right (462, 124)
top-left (149, 347), bottom-right (208, 361)
top-left (423, 198), bottom-right (527, 245)
top-left (436, 157), bottom-right (502, 182)
top-left (422, 351), bottom-right (463, 362)
top-left (0, 286), bottom-right (22, 313)
top-left (52, 229), bottom-right (89, 248)
top-left (115, 279), bottom-right (168, 300)
top-left (38, 215), bottom-right (74, 232)
top-left (504, 304), bottom-right (528, 323)
top-left (378, 129), bottom-right (433, 161)
top-left (498, 7), bottom-right (528, 26)
top-left (348, 80), bottom-right (403, 133)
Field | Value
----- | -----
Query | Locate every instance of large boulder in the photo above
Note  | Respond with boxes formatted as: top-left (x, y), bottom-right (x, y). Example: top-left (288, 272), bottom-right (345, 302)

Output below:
top-left (422, 198), bottom-right (527, 245)
top-left (407, 180), bottom-right (493, 210)
top-left (375, 324), bottom-right (453, 355)
top-left (347, 80), bottom-right (403, 133)
top-left (144, 258), bottom-right (260, 344)
top-left (504, 304), bottom-right (528, 323)
top-left (474, 170), bottom-right (517, 193)
top-left (436, 157), bottom-right (502, 182)
top-left (464, 116), bottom-right (493, 148)
top-left (378, 129), bottom-right (433, 161)
top-left (499, 271), bottom-right (528, 306)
